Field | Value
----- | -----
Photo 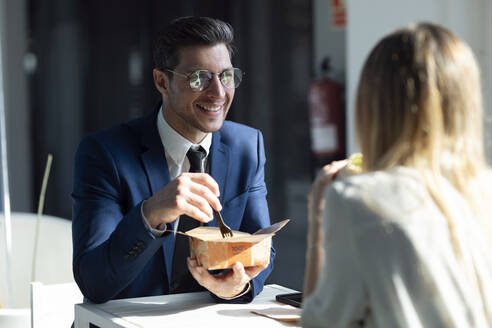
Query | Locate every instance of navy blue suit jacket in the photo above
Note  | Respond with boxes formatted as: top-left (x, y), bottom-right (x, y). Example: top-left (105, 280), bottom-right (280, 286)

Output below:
top-left (72, 105), bottom-right (274, 303)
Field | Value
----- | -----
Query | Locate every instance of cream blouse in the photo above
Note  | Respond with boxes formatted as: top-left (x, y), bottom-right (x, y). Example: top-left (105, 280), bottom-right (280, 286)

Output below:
top-left (301, 167), bottom-right (492, 328)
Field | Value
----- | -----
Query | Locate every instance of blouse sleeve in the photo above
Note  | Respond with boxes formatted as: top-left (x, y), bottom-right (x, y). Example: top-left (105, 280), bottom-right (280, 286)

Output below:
top-left (301, 184), bottom-right (368, 328)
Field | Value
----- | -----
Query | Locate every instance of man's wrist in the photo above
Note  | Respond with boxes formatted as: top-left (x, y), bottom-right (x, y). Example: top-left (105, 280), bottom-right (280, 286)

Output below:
top-left (142, 199), bottom-right (156, 227)
top-left (215, 282), bottom-right (251, 300)
top-left (141, 200), bottom-right (167, 236)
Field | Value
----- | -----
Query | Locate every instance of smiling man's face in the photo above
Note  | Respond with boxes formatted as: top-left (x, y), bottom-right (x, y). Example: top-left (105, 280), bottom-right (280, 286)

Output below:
top-left (157, 43), bottom-right (234, 143)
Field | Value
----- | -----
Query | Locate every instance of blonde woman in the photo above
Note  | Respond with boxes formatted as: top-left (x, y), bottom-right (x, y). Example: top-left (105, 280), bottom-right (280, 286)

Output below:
top-left (301, 23), bottom-right (492, 327)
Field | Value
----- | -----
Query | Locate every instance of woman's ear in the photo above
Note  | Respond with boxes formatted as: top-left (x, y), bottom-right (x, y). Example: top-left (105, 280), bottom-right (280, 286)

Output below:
top-left (153, 69), bottom-right (169, 96)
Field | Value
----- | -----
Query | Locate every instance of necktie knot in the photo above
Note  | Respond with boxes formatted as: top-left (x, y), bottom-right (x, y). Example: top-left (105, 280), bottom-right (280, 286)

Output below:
top-left (186, 146), bottom-right (206, 173)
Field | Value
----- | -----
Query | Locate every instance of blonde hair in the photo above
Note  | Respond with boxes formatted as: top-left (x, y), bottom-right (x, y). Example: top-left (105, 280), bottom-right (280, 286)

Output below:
top-left (355, 23), bottom-right (492, 320)
top-left (356, 22), bottom-right (489, 219)
top-left (357, 23), bottom-right (484, 172)
top-left (355, 23), bottom-right (491, 319)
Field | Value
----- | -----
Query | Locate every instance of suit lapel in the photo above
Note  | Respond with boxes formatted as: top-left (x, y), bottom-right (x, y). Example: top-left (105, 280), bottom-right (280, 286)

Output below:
top-left (140, 109), bottom-right (171, 196)
top-left (209, 131), bottom-right (230, 213)
top-left (139, 106), bottom-right (175, 284)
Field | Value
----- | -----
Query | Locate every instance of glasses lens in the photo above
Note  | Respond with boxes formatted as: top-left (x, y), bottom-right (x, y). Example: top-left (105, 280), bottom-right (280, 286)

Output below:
top-left (220, 68), bottom-right (242, 89)
top-left (189, 70), bottom-right (212, 91)
top-left (220, 69), bottom-right (234, 89)
top-left (188, 69), bottom-right (243, 91)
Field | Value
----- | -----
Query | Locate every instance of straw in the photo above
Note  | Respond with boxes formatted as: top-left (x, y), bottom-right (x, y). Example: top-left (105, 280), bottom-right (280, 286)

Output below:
top-left (31, 154), bottom-right (53, 282)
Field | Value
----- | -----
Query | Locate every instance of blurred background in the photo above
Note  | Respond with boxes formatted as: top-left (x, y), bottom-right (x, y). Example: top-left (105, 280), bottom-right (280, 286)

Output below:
top-left (1, 0), bottom-right (491, 292)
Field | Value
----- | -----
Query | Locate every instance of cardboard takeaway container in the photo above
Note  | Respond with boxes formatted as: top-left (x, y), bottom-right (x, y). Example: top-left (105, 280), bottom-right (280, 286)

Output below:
top-left (182, 219), bottom-right (290, 270)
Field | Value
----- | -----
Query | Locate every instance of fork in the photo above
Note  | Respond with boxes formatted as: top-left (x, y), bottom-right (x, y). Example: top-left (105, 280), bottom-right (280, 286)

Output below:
top-left (213, 209), bottom-right (234, 238)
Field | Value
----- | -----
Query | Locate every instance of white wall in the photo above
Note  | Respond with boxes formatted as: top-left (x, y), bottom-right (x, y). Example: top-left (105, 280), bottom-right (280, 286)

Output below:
top-left (313, 0), bottom-right (346, 83)
top-left (345, 0), bottom-right (492, 158)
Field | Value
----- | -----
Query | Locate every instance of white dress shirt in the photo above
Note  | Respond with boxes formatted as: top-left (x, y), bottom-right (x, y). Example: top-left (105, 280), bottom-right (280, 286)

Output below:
top-left (156, 107), bottom-right (212, 180)
top-left (301, 166), bottom-right (492, 328)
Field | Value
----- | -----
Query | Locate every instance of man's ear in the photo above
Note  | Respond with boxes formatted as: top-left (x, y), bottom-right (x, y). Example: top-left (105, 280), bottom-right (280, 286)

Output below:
top-left (153, 69), bottom-right (169, 96)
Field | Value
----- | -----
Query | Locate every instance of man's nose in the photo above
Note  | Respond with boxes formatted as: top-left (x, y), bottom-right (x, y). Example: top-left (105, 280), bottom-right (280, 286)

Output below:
top-left (206, 75), bottom-right (226, 98)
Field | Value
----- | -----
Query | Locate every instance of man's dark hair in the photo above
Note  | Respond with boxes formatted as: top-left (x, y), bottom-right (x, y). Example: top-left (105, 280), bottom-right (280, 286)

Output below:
top-left (153, 16), bottom-right (235, 71)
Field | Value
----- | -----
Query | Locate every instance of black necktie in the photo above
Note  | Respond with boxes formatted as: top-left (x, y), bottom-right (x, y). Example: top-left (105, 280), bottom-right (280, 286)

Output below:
top-left (170, 146), bottom-right (206, 293)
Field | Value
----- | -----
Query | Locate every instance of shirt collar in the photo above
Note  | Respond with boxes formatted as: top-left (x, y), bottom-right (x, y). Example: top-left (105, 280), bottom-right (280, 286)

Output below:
top-left (156, 107), bottom-right (212, 166)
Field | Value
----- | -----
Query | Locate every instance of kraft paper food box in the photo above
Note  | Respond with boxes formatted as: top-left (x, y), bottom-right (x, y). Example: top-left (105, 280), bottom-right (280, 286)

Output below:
top-left (182, 219), bottom-right (290, 270)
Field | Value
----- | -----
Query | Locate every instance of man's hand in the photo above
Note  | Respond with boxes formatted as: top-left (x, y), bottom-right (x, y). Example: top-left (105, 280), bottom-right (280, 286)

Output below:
top-left (187, 258), bottom-right (267, 299)
top-left (142, 173), bottom-right (222, 228)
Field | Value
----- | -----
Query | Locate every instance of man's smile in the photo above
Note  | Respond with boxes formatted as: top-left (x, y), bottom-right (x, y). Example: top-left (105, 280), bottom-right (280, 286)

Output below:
top-left (196, 103), bottom-right (224, 113)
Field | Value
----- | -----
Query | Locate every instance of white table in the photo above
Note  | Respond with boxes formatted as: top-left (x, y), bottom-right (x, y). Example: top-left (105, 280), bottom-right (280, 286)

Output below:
top-left (74, 284), bottom-right (300, 327)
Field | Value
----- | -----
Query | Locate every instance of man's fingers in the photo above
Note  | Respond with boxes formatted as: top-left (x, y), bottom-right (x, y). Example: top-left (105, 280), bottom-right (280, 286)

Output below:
top-left (187, 258), bottom-right (202, 282)
top-left (186, 181), bottom-right (222, 212)
top-left (230, 262), bottom-right (250, 291)
top-left (244, 263), bottom-right (268, 279)
top-left (178, 197), bottom-right (213, 223)
top-left (231, 262), bottom-right (267, 280)
top-left (231, 261), bottom-right (246, 277)
top-left (173, 173), bottom-right (223, 222)
top-left (145, 173), bottom-right (223, 226)
top-left (188, 258), bottom-right (215, 285)
top-left (187, 260), bottom-right (262, 299)
top-left (180, 202), bottom-right (213, 223)
top-left (178, 173), bottom-right (222, 212)
top-left (188, 173), bottom-right (220, 197)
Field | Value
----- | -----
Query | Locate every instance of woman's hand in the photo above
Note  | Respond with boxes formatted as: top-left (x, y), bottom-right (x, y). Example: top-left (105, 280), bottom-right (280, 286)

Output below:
top-left (308, 160), bottom-right (348, 232)
top-left (304, 160), bottom-right (348, 297)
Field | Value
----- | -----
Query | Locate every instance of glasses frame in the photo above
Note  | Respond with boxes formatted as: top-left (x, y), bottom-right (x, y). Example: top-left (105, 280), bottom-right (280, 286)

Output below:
top-left (165, 68), bottom-right (243, 92)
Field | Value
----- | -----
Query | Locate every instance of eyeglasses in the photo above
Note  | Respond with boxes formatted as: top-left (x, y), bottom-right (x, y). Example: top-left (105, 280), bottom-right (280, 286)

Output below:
top-left (165, 68), bottom-right (243, 92)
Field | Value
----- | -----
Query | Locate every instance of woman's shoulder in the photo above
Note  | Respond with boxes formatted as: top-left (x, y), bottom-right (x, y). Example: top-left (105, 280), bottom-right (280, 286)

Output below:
top-left (330, 167), bottom-right (423, 202)
top-left (325, 167), bottom-right (429, 228)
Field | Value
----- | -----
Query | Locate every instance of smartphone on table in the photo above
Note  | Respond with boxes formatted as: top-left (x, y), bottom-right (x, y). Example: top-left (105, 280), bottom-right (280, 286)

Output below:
top-left (275, 292), bottom-right (303, 308)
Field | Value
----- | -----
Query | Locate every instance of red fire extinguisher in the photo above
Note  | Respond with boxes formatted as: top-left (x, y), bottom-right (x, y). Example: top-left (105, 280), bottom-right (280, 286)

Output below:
top-left (308, 57), bottom-right (346, 174)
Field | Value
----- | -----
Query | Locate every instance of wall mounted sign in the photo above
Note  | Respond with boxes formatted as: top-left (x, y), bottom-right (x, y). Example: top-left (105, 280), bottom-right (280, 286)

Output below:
top-left (332, 0), bottom-right (346, 28)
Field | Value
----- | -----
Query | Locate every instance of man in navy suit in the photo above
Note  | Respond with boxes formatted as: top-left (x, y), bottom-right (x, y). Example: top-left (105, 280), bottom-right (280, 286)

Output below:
top-left (72, 16), bottom-right (274, 304)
